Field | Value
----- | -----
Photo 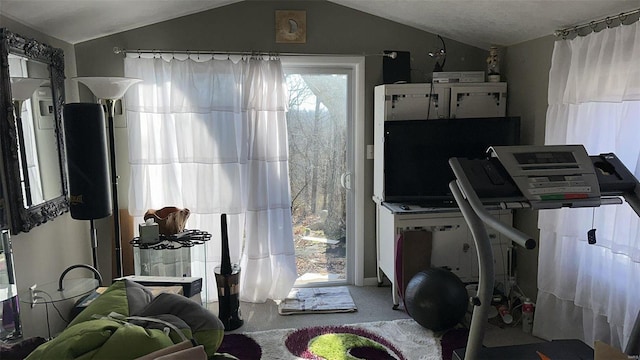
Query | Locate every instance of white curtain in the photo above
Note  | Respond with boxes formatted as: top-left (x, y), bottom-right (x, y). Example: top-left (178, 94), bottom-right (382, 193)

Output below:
top-left (537, 21), bottom-right (640, 350)
top-left (124, 54), bottom-right (297, 303)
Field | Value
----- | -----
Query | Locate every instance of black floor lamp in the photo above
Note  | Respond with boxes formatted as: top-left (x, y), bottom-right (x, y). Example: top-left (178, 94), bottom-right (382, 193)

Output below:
top-left (72, 77), bottom-right (141, 278)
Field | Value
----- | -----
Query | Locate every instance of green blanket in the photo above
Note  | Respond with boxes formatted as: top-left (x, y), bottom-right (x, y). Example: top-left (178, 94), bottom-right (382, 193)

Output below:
top-left (26, 280), bottom-right (225, 359)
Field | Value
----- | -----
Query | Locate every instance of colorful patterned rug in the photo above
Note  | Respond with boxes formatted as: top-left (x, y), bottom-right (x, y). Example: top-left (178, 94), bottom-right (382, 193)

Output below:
top-left (217, 318), bottom-right (450, 359)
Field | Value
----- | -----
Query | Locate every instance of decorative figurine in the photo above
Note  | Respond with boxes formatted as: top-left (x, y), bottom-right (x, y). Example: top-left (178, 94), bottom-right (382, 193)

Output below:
top-left (144, 206), bottom-right (190, 235)
top-left (487, 46), bottom-right (501, 82)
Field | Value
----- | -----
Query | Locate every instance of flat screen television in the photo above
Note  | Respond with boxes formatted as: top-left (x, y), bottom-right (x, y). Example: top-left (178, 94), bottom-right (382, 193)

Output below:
top-left (383, 116), bottom-right (521, 206)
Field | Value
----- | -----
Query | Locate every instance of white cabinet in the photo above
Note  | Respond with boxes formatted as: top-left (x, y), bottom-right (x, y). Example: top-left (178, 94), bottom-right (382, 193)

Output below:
top-left (376, 204), bottom-right (513, 307)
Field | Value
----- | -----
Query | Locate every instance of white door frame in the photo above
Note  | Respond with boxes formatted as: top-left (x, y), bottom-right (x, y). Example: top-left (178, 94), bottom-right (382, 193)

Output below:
top-left (281, 56), bottom-right (365, 286)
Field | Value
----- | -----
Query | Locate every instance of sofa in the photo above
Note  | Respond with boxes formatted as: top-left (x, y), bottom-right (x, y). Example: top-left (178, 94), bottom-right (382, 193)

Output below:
top-left (25, 279), bottom-right (235, 359)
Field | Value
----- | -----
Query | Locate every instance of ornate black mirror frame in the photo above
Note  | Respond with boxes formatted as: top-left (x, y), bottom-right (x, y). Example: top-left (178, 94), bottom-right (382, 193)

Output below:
top-left (0, 28), bottom-right (69, 234)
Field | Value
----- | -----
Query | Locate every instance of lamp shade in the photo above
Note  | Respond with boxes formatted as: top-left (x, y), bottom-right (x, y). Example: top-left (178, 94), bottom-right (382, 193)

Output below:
top-left (10, 78), bottom-right (46, 101)
top-left (73, 77), bottom-right (142, 100)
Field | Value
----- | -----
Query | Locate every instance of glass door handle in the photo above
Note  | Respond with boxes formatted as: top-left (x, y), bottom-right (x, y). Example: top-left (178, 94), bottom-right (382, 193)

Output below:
top-left (340, 172), bottom-right (352, 190)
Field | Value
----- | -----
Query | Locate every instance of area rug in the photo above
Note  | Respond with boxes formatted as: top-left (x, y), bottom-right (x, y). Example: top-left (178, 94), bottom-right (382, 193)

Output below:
top-left (277, 286), bottom-right (357, 315)
top-left (217, 318), bottom-right (443, 359)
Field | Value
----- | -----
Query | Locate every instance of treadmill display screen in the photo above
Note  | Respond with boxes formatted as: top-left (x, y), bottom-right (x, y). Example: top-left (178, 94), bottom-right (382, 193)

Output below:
top-left (514, 151), bottom-right (577, 165)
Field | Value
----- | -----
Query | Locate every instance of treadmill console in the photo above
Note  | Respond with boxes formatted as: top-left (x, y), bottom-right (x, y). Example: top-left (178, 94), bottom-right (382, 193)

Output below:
top-left (448, 145), bottom-right (640, 360)
top-left (488, 145), bottom-right (601, 209)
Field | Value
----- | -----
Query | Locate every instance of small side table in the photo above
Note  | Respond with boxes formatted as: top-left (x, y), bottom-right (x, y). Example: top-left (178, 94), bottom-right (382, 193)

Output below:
top-left (130, 229), bottom-right (211, 303)
top-left (1, 230), bottom-right (20, 341)
top-left (19, 278), bottom-right (99, 338)
top-left (130, 229), bottom-right (212, 276)
top-left (130, 229), bottom-right (212, 250)
top-left (1, 284), bottom-right (19, 341)
top-left (19, 278), bottom-right (99, 306)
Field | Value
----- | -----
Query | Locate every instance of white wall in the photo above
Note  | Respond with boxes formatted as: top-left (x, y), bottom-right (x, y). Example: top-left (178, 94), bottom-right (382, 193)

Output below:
top-left (504, 35), bottom-right (556, 299)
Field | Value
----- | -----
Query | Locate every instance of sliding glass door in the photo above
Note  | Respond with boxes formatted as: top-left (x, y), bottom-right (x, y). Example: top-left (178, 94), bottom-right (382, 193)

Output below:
top-left (282, 56), bottom-right (364, 287)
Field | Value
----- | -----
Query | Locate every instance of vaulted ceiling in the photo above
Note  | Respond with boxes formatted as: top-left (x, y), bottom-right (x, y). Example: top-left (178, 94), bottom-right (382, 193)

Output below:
top-left (1, 0), bottom-right (638, 48)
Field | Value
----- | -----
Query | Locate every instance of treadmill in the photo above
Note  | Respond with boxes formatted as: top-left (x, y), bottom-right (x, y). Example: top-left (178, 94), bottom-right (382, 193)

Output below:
top-left (448, 144), bottom-right (640, 360)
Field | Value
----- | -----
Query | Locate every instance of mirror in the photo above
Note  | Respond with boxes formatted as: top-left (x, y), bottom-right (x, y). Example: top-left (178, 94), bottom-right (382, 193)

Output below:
top-left (0, 28), bottom-right (69, 234)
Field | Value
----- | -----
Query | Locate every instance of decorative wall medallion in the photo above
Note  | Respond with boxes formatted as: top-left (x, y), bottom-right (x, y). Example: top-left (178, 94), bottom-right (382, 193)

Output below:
top-left (275, 10), bottom-right (306, 44)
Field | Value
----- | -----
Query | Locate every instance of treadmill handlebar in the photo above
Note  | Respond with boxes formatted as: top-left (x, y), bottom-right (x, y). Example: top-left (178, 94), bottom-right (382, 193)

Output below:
top-left (449, 158), bottom-right (537, 250)
top-left (624, 184), bottom-right (640, 219)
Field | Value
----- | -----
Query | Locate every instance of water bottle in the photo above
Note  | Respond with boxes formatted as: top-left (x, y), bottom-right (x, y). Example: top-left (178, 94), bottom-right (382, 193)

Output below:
top-left (522, 298), bottom-right (534, 333)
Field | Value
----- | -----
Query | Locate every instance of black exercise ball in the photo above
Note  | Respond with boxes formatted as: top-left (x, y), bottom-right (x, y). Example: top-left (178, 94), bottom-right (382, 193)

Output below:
top-left (404, 267), bottom-right (468, 332)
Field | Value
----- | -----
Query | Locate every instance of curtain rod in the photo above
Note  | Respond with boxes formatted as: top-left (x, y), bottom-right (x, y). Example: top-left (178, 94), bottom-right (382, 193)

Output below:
top-left (112, 47), bottom-right (395, 58)
top-left (554, 8), bottom-right (640, 37)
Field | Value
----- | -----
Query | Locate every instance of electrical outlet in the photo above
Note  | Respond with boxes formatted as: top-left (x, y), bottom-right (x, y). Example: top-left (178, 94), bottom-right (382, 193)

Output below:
top-left (29, 284), bottom-right (37, 308)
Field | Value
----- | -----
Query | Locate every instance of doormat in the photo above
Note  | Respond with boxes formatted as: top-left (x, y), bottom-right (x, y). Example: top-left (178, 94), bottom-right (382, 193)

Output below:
top-left (277, 286), bottom-right (357, 315)
top-left (217, 318), bottom-right (442, 359)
